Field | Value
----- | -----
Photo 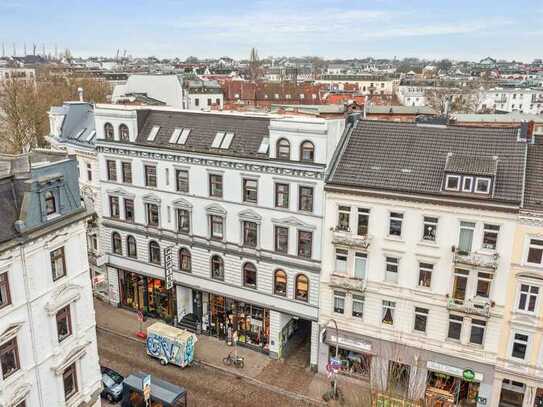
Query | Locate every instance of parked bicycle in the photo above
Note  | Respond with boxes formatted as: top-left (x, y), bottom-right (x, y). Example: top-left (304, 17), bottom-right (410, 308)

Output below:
top-left (223, 352), bottom-right (245, 368)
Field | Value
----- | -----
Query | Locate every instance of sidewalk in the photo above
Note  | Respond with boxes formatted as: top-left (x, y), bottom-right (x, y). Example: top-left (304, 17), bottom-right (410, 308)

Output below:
top-left (93, 298), bottom-right (358, 404)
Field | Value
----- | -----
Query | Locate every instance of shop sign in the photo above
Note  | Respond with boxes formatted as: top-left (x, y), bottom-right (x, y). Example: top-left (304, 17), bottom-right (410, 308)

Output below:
top-left (462, 368), bottom-right (476, 382)
top-left (476, 396), bottom-right (487, 405)
top-left (164, 246), bottom-right (174, 289)
top-left (327, 334), bottom-right (372, 352)
top-left (427, 361), bottom-right (483, 382)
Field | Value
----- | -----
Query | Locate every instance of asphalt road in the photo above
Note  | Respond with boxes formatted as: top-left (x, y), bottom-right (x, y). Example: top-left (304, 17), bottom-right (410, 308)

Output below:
top-left (97, 328), bottom-right (313, 407)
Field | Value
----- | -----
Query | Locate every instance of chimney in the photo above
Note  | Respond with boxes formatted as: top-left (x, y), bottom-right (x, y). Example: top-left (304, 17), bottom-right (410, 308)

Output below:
top-left (518, 120), bottom-right (534, 143)
top-left (78, 87), bottom-right (84, 102)
top-left (444, 96), bottom-right (451, 116)
top-left (363, 95), bottom-right (368, 119)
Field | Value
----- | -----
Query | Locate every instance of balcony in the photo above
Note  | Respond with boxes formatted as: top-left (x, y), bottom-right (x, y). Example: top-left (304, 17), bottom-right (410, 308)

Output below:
top-left (453, 248), bottom-right (498, 269)
top-left (447, 298), bottom-right (492, 317)
top-left (88, 252), bottom-right (107, 267)
top-left (332, 227), bottom-right (372, 249)
top-left (329, 273), bottom-right (366, 292)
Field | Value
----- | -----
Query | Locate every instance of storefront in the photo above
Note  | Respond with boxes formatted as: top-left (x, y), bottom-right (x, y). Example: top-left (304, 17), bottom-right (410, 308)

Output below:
top-left (325, 331), bottom-right (373, 381)
top-left (118, 270), bottom-right (177, 323)
top-left (535, 388), bottom-right (543, 407)
top-left (425, 362), bottom-right (482, 407)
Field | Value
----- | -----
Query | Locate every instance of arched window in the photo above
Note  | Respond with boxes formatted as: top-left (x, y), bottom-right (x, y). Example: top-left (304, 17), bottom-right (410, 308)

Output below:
top-left (274, 270), bottom-right (287, 296)
top-left (243, 262), bottom-right (257, 288)
top-left (276, 138), bottom-right (291, 160)
top-left (179, 248), bottom-right (191, 272)
top-left (104, 123), bottom-right (114, 140)
top-left (45, 190), bottom-right (57, 215)
top-left (300, 141), bottom-right (315, 162)
top-left (127, 235), bottom-right (137, 258)
top-left (295, 274), bottom-right (309, 302)
top-left (211, 255), bottom-right (224, 281)
top-left (149, 240), bottom-right (161, 264)
top-left (119, 124), bottom-right (129, 141)
top-left (112, 232), bottom-right (122, 255)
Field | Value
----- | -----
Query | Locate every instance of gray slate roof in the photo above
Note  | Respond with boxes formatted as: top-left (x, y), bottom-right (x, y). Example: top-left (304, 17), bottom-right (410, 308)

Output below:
top-left (328, 120), bottom-right (526, 204)
top-left (523, 143), bottom-right (543, 212)
top-left (445, 154), bottom-right (498, 176)
top-left (134, 110), bottom-right (270, 159)
top-left (56, 102), bottom-right (96, 146)
top-left (366, 105), bottom-right (437, 115)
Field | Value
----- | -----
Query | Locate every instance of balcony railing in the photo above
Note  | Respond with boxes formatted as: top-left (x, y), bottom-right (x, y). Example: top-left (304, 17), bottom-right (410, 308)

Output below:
top-left (329, 273), bottom-right (366, 292)
top-left (447, 298), bottom-right (492, 317)
top-left (332, 227), bottom-right (372, 249)
top-left (453, 248), bottom-right (498, 269)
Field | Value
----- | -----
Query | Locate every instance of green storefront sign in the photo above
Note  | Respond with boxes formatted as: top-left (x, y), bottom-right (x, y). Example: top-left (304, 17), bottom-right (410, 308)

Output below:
top-left (462, 368), bottom-right (476, 382)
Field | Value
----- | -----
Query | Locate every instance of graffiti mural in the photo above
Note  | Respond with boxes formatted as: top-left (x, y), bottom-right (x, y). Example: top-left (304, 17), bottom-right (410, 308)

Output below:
top-left (146, 324), bottom-right (198, 368)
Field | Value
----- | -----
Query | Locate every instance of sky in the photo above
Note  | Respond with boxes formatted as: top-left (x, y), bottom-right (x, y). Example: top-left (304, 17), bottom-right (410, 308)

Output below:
top-left (0, 0), bottom-right (542, 61)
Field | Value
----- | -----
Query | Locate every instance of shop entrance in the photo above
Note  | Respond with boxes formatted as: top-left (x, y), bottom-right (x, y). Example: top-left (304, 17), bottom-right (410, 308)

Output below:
top-left (499, 379), bottom-right (525, 407)
top-left (426, 371), bottom-right (480, 407)
top-left (282, 318), bottom-right (312, 368)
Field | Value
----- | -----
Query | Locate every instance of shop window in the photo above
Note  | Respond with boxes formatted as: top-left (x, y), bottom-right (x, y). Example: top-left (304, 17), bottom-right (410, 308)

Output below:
top-left (124, 199), bottom-right (134, 223)
top-left (447, 314), bottom-right (463, 340)
top-left (50, 247), bottom-right (66, 281)
top-left (482, 224), bottom-right (499, 250)
top-left (527, 239), bottom-right (543, 265)
top-left (112, 232), bottom-right (122, 255)
top-left (469, 319), bottom-right (486, 345)
top-left (418, 262), bottom-right (433, 288)
top-left (274, 226), bottom-right (288, 253)
top-left (274, 270), bottom-right (287, 296)
top-left (0, 338), bottom-right (20, 379)
top-left (177, 209), bottom-right (190, 234)
top-left (209, 174), bottom-right (223, 198)
top-left (0, 273), bottom-right (11, 309)
top-left (382, 300), bottom-right (395, 325)
top-left (297, 230), bottom-right (312, 258)
top-left (176, 169), bottom-right (189, 193)
top-left (452, 269), bottom-right (469, 304)
top-left (243, 221), bottom-right (258, 248)
top-left (357, 208), bottom-right (370, 236)
top-left (333, 291), bottom-right (345, 314)
top-left (179, 248), bottom-right (191, 272)
top-left (104, 122), bottom-right (114, 140)
top-left (295, 274), bottom-right (309, 302)
top-left (127, 235), bottom-right (137, 258)
top-left (518, 284), bottom-right (539, 313)
top-left (352, 295), bottom-right (364, 318)
top-left (298, 186), bottom-right (314, 212)
top-left (385, 257), bottom-right (399, 283)
top-left (56, 305), bottom-right (72, 342)
top-left (277, 138), bottom-right (290, 160)
top-left (210, 215), bottom-right (224, 240)
top-left (211, 255), bottom-right (224, 281)
top-left (476, 272), bottom-right (492, 298)
top-left (144, 165), bottom-right (157, 187)
top-left (511, 333), bottom-right (529, 360)
top-left (149, 241), bottom-right (161, 264)
top-left (300, 141), bottom-right (315, 162)
top-left (106, 159), bottom-right (117, 181)
top-left (422, 216), bottom-right (438, 241)
top-left (335, 249), bottom-right (348, 274)
top-left (121, 162), bottom-right (132, 184)
top-left (119, 124), bottom-right (129, 141)
top-left (337, 206), bottom-right (351, 231)
top-left (243, 179), bottom-right (258, 203)
top-left (387, 361), bottom-right (410, 398)
top-left (243, 263), bottom-right (257, 288)
top-left (334, 348), bottom-right (371, 379)
top-left (45, 191), bottom-right (57, 216)
top-left (388, 212), bottom-right (403, 237)
top-left (275, 183), bottom-right (289, 208)
top-left (146, 203), bottom-right (159, 227)
top-left (63, 362), bottom-right (78, 401)
top-left (109, 196), bottom-right (120, 218)
top-left (413, 307), bottom-right (428, 333)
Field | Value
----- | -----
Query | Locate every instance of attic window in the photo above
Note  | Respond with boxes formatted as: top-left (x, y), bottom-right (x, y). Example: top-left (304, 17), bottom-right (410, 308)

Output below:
top-left (86, 130), bottom-right (96, 142)
top-left (462, 177), bottom-right (473, 192)
top-left (75, 128), bottom-right (86, 140)
top-left (178, 128), bottom-right (191, 144)
top-left (475, 177), bottom-right (491, 194)
top-left (258, 137), bottom-right (270, 154)
top-left (211, 131), bottom-right (234, 149)
top-left (445, 175), bottom-right (461, 191)
top-left (169, 128), bottom-right (182, 143)
top-left (147, 126), bottom-right (160, 141)
top-left (211, 131), bottom-right (225, 148)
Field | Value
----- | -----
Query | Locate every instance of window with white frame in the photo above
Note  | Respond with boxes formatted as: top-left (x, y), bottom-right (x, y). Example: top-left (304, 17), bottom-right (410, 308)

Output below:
top-left (482, 224), bottom-right (500, 250)
top-left (527, 239), bottom-right (543, 265)
top-left (511, 333), bottom-right (529, 360)
top-left (469, 319), bottom-right (486, 345)
top-left (333, 291), bottom-right (345, 314)
top-left (337, 206), bottom-right (351, 231)
top-left (210, 215), bottom-right (224, 240)
top-left (475, 272), bottom-right (493, 298)
top-left (385, 257), bottom-right (399, 283)
top-left (388, 212), bottom-right (403, 237)
top-left (357, 208), bottom-right (370, 236)
top-left (177, 209), bottom-right (190, 233)
top-left (414, 307), bottom-right (429, 333)
top-left (145, 203), bottom-right (159, 227)
top-left (354, 252), bottom-right (367, 280)
top-left (452, 268), bottom-right (469, 304)
top-left (475, 177), bottom-right (491, 194)
top-left (352, 295), bottom-right (364, 318)
top-left (445, 174), bottom-right (461, 191)
top-left (518, 284), bottom-right (539, 313)
top-left (447, 315), bottom-right (463, 340)
top-left (458, 221), bottom-right (475, 253)
top-left (418, 262), bottom-right (433, 288)
top-left (422, 216), bottom-right (438, 242)
top-left (335, 249), bottom-right (348, 274)
top-left (382, 300), bottom-right (395, 325)
top-left (462, 176), bottom-right (473, 192)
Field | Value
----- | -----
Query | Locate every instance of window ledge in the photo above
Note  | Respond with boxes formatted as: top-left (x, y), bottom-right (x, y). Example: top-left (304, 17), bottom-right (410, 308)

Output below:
top-left (384, 236), bottom-right (405, 243)
top-left (417, 241), bottom-right (439, 248)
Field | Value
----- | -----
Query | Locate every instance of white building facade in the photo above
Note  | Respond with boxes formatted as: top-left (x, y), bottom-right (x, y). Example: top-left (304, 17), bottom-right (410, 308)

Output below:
top-left (479, 88), bottom-right (543, 115)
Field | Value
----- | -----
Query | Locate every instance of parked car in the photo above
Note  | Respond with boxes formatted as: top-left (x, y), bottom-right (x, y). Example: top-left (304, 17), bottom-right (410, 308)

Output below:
top-left (101, 366), bottom-right (124, 402)
top-left (121, 372), bottom-right (188, 406)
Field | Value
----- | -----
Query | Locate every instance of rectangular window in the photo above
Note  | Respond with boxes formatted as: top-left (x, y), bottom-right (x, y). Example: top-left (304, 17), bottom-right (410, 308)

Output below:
top-left (210, 216), bottom-right (224, 239)
top-left (297, 230), bottom-right (312, 258)
top-left (418, 262), bottom-right (433, 288)
top-left (124, 199), bottom-right (134, 223)
top-left (0, 338), bottom-right (20, 379)
top-left (106, 160), bottom-right (116, 181)
top-left (209, 174), bottom-right (223, 198)
top-left (470, 319), bottom-right (486, 345)
top-left (298, 186), bottom-right (314, 212)
top-left (482, 224), bottom-right (500, 250)
top-left (518, 284), bottom-right (539, 313)
top-left (352, 295), bottom-right (364, 318)
top-left (414, 307), bottom-right (429, 332)
top-left (337, 206), bottom-right (351, 231)
top-left (335, 249), bottom-right (348, 274)
top-left (63, 363), bottom-right (78, 401)
top-left (274, 226), bottom-right (289, 253)
top-left (144, 165), bottom-right (157, 187)
top-left (175, 170), bottom-right (189, 193)
top-left (243, 179), bottom-right (258, 203)
top-left (475, 177), bottom-right (491, 194)
top-left (511, 333), bottom-right (529, 360)
top-left (452, 269), bottom-right (469, 304)
top-left (177, 209), bottom-right (190, 233)
top-left (109, 196), bottom-right (120, 218)
top-left (56, 305), bottom-right (72, 342)
top-left (243, 221), bottom-right (258, 248)
top-left (462, 176), bottom-right (473, 192)
top-left (357, 208), bottom-right (370, 236)
top-left (389, 212), bottom-right (403, 237)
top-left (448, 315), bottom-right (463, 340)
top-left (385, 257), bottom-right (399, 283)
top-left (0, 273), bottom-right (11, 309)
top-left (382, 300), bottom-right (395, 325)
top-left (445, 174), bottom-right (460, 191)
top-left (354, 253), bottom-right (367, 280)
top-left (121, 162), bottom-right (132, 184)
top-left (50, 247), bottom-right (66, 281)
top-left (458, 221), bottom-right (475, 253)
top-left (146, 203), bottom-right (159, 227)
top-left (147, 125), bottom-right (160, 141)
top-left (476, 272), bottom-right (492, 298)
top-left (527, 239), bottom-right (543, 265)
top-left (86, 163), bottom-right (92, 182)
top-left (333, 291), bottom-right (345, 314)
top-left (422, 216), bottom-right (438, 241)
top-left (275, 183), bottom-right (289, 208)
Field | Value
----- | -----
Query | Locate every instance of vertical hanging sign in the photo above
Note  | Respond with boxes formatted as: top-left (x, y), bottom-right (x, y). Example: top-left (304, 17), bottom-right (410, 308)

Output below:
top-left (164, 246), bottom-right (174, 289)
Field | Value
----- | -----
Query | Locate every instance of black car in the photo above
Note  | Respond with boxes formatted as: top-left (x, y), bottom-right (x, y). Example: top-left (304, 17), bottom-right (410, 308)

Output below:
top-left (101, 366), bottom-right (124, 402)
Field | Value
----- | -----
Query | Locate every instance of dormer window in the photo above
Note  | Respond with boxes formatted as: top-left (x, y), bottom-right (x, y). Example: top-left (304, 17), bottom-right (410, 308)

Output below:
top-left (475, 177), bottom-right (491, 194)
top-left (462, 177), bottom-right (473, 192)
top-left (443, 154), bottom-right (497, 197)
top-left (45, 191), bottom-right (57, 215)
top-left (119, 124), bottom-right (129, 141)
top-left (445, 175), bottom-right (461, 191)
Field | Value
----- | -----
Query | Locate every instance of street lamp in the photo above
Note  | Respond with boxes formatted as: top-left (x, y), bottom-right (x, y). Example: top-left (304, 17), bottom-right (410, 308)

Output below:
top-left (322, 318), bottom-right (340, 401)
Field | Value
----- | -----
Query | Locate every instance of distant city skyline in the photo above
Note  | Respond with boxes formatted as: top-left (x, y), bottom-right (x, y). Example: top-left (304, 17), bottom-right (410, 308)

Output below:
top-left (0, 0), bottom-right (542, 62)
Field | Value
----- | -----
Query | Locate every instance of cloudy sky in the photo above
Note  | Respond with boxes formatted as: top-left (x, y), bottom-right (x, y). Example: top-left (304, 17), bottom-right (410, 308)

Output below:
top-left (0, 0), bottom-right (541, 61)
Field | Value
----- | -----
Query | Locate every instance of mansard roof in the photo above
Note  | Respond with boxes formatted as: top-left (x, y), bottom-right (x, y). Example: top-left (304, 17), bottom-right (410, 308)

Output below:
top-left (444, 153), bottom-right (498, 176)
top-left (327, 120), bottom-right (526, 205)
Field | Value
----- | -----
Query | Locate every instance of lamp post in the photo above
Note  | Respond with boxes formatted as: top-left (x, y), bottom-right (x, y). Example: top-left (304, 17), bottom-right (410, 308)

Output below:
top-left (329, 318), bottom-right (339, 399)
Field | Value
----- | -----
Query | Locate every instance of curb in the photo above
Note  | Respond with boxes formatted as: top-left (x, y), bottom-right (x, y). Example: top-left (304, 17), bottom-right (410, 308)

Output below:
top-left (96, 325), bottom-right (327, 406)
